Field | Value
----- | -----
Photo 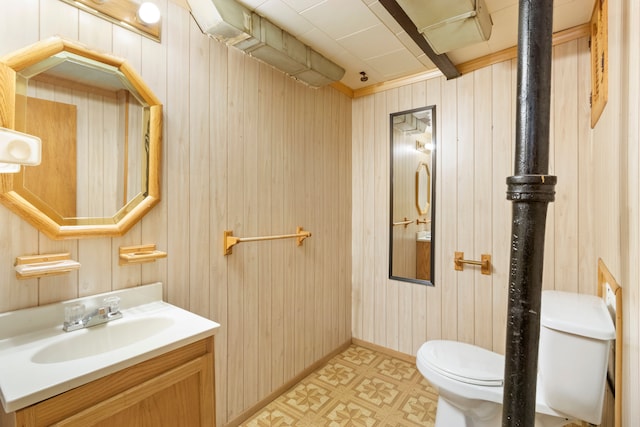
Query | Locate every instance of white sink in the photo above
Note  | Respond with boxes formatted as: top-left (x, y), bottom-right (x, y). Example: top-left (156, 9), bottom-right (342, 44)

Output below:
top-left (416, 230), bottom-right (431, 242)
top-left (31, 316), bottom-right (175, 364)
top-left (0, 283), bottom-right (219, 413)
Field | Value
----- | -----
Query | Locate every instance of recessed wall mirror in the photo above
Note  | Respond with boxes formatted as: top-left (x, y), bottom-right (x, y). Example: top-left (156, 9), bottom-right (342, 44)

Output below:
top-left (390, 106), bottom-right (436, 286)
top-left (0, 36), bottom-right (162, 239)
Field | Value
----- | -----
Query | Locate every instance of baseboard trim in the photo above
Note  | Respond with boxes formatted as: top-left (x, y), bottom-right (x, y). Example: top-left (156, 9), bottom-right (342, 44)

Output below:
top-left (223, 339), bottom-right (353, 427)
top-left (350, 338), bottom-right (417, 364)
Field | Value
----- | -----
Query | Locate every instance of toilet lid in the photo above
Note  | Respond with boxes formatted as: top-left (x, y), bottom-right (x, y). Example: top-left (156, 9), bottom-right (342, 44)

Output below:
top-left (419, 340), bottom-right (504, 387)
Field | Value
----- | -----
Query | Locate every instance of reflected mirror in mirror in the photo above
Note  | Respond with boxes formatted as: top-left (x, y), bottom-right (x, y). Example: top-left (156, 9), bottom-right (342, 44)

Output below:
top-left (390, 106), bottom-right (436, 286)
top-left (0, 37), bottom-right (162, 239)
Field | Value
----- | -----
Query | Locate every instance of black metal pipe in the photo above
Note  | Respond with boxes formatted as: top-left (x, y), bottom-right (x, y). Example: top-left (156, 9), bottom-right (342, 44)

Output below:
top-left (502, 0), bottom-right (557, 426)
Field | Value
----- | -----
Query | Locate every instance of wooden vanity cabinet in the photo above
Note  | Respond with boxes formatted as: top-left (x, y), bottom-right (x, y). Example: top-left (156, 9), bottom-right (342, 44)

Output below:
top-left (416, 240), bottom-right (431, 281)
top-left (2, 337), bottom-right (215, 427)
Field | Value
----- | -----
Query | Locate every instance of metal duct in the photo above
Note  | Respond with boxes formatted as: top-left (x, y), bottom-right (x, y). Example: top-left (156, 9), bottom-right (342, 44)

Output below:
top-left (396, 0), bottom-right (492, 54)
top-left (187, 0), bottom-right (345, 87)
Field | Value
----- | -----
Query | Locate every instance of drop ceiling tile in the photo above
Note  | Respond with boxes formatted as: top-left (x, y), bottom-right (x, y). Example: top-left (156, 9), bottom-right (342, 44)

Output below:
top-left (364, 48), bottom-right (424, 79)
top-left (416, 54), bottom-right (437, 70)
top-left (337, 24), bottom-right (405, 61)
top-left (335, 52), bottom-right (385, 88)
top-left (486, 4), bottom-right (518, 52)
top-left (297, 27), bottom-right (349, 63)
top-left (301, 0), bottom-right (380, 40)
top-left (552, 0), bottom-right (594, 31)
top-left (485, 0), bottom-right (517, 13)
top-left (236, 0), bottom-right (269, 9)
top-left (281, 0), bottom-right (328, 13)
top-left (246, 0), bottom-right (314, 36)
top-left (447, 41), bottom-right (493, 64)
top-left (395, 30), bottom-right (424, 57)
top-left (368, 1), bottom-right (404, 34)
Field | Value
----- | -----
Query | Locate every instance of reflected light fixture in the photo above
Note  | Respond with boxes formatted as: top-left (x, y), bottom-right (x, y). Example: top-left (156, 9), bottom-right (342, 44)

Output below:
top-left (416, 132), bottom-right (433, 152)
top-left (138, 2), bottom-right (161, 25)
top-left (59, 0), bottom-right (161, 41)
top-left (0, 128), bottom-right (42, 174)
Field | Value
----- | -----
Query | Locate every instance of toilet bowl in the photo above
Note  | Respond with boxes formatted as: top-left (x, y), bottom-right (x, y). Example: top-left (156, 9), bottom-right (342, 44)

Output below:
top-left (417, 291), bottom-right (615, 427)
top-left (417, 340), bottom-right (572, 427)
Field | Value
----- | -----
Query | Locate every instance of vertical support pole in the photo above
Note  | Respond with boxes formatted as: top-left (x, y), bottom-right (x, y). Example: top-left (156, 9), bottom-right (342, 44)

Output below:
top-left (502, 0), bottom-right (557, 426)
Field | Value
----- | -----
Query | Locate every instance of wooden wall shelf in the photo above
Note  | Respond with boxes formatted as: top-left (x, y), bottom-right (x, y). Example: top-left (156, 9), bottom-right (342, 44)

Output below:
top-left (119, 244), bottom-right (167, 265)
top-left (14, 252), bottom-right (80, 280)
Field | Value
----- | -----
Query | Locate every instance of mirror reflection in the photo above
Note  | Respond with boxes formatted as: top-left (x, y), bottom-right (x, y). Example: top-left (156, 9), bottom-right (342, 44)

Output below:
top-left (390, 106), bottom-right (436, 285)
top-left (14, 51), bottom-right (149, 221)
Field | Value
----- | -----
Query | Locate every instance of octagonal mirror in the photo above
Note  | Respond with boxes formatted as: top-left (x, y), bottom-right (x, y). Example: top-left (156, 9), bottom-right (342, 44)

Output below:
top-left (0, 36), bottom-right (162, 239)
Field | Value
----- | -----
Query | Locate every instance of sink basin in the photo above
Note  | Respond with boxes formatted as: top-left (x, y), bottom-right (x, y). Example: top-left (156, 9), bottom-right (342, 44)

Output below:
top-left (0, 282), bottom-right (219, 413)
top-left (416, 230), bottom-right (431, 241)
top-left (31, 317), bottom-right (175, 364)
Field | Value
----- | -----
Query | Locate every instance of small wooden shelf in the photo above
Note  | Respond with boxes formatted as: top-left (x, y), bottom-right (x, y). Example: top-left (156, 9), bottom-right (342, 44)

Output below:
top-left (14, 252), bottom-right (80, 280)
top-left (119, 244), bottom-right (167, 265)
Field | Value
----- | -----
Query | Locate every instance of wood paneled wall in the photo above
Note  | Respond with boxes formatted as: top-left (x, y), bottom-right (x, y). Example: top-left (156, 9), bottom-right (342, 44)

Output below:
top-left (0, 1), bottom-right (352, 425)
top-left (352, 4), bottom-right (640, 423)
top-left (352, 37), bottom-right (595, 356)
top-left (592, 0), bottom-right (640, 425)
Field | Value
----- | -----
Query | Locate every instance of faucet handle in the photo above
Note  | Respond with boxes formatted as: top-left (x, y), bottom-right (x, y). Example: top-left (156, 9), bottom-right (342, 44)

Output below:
top-left (63, 303), bottom-right (86, 332)
top-left (103, 296), bottom-right (121, 314)
top-left (64, 303), bottom-right (85, 324)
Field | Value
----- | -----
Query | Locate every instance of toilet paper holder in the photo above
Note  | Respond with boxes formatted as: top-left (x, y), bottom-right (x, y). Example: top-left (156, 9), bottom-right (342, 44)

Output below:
top-left (454, 252), bottom-right (491, 275)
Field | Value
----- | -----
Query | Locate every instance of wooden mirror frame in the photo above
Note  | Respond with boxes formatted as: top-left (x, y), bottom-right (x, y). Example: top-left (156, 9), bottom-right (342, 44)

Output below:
top-left (415, 162), bottom-right (430, 216)
top-left (0, 36), bottom-right (162, 239)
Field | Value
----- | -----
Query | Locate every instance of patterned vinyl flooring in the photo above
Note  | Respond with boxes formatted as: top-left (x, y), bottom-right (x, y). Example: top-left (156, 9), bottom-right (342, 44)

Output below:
top-left (241, 344), bottom-right (585, 427)
top-left (240, 344), bottom-right (438, 426)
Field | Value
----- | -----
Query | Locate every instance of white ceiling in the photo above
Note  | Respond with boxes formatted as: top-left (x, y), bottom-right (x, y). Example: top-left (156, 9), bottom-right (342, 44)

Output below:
top-left (233, 0), bottom-right (596, 90)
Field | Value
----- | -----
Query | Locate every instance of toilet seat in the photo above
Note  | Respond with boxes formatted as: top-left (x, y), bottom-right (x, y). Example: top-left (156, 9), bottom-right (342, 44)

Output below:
top-left (418, 340), bottom-right (504, 387)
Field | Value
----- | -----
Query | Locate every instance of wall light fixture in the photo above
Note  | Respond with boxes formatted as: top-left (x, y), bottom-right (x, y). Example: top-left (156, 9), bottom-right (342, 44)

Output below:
top-left (59, 0), bottom-right (161, 41)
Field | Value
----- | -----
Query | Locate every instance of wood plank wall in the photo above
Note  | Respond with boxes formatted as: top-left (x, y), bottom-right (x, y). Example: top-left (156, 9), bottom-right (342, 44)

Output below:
top-left (593, 0), bottom-right (640, 425)
top-left (0, 1), bottom-right (352, 425)
top-left (352, 37), bottom-right (596, 357)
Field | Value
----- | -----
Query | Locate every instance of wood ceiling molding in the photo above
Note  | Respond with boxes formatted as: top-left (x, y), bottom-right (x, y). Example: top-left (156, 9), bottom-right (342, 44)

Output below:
top-left (378, 0), bottom-right (461, 80)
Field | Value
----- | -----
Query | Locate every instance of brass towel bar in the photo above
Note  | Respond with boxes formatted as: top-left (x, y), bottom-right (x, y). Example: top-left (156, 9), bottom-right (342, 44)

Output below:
top-left (392, 218), bottom-right (413, 228)
top-left (394, 218), bottom-right (432, 227)
top-left (454, 252), bottom-right (492, 275)
top-left (224, 226), bottom-right (312, 255)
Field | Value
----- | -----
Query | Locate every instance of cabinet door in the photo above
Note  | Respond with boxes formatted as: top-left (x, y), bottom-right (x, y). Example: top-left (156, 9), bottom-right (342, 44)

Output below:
top-left (51, 353), bottom-right (214, 427)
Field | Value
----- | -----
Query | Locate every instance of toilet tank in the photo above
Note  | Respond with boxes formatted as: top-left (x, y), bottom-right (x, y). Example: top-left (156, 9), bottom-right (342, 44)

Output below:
top-left (538, 290), bottom-right (615, 425)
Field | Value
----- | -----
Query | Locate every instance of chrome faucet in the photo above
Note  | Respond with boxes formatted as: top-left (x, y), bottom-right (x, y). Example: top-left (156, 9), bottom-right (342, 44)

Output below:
top-left (63, 296), bottom-right (123, 332)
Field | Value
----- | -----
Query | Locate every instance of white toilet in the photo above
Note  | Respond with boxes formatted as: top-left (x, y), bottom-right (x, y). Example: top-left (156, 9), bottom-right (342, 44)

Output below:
top-left (417, 290), bottom-right (615, 427)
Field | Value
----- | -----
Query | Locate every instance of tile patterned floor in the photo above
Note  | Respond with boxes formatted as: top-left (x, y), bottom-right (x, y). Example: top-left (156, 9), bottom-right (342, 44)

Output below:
top-left (241, 344), bottom-right (584, 427)
top-left (240, 344), bottom-right (438, 426)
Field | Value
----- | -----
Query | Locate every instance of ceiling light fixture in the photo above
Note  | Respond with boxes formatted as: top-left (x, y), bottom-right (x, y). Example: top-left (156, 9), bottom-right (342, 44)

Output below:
top-left (138, 2), bottom-right (161, 25)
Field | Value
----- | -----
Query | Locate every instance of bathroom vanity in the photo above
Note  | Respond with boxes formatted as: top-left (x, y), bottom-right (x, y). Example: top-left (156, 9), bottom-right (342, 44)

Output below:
top-left (416, 230), bottom-right (432, 281)
top-left (0, 283), bottom-right (219, 427)
top-left (1, 337), bottom-right (214, 427)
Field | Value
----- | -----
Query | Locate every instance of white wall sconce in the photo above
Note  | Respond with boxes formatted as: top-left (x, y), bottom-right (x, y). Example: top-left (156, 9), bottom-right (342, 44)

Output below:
top-left (0, 128), bottom-right (41, 174)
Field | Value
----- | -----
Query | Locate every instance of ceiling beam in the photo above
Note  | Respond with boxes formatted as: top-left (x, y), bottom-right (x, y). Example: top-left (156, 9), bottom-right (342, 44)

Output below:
top-left (379, 0), bottom-right (461, 80)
